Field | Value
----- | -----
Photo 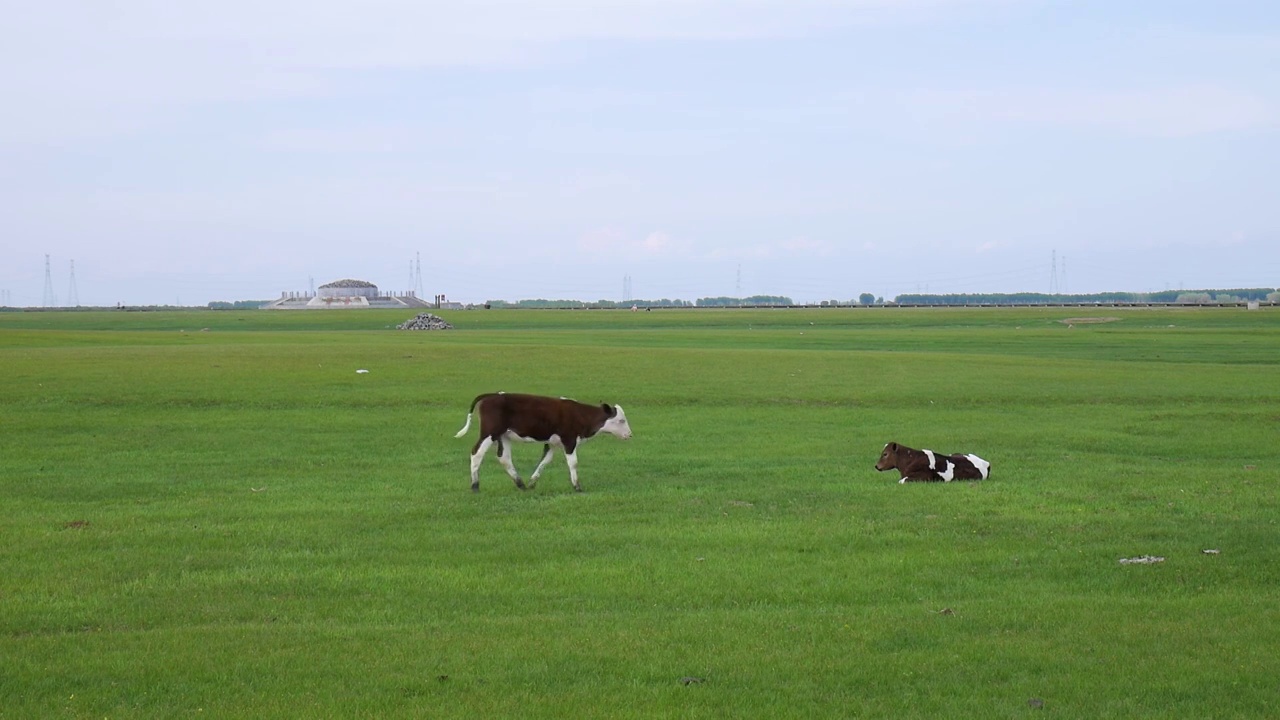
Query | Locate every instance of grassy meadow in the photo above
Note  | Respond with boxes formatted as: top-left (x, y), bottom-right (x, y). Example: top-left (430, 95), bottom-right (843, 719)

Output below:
top-left (2, 306), bottom-right (1278, 718)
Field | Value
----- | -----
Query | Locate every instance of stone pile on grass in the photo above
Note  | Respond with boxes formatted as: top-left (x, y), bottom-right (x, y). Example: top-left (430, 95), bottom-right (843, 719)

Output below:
top-left (397, 313), bottom-right (454, 330)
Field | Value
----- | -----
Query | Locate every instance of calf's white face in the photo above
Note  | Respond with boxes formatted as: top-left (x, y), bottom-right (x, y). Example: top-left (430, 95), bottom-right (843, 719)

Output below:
top-left (602, 405), bottom-right (632, 439)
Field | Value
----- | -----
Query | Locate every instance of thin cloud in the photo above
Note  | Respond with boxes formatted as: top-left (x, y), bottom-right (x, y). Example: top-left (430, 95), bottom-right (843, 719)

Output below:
top-left (901, 85), bottom-right (1277, 137)
top-left (706, 236), bottom-right (836, 261)
top-left (2, 1), bottom-right (1276, 305)
top-left (780, 236), bottom-right (834, 256)
top-left (641, 231), bottom-right (678, 254)
top-left (0, 0), bottom-right (1038, 145)
top-left (577, 228), bottom-right (693, 259)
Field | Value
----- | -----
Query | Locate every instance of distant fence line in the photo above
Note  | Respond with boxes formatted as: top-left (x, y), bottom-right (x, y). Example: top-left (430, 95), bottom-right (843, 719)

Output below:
top-left (3, 300), bottom-right (1274, 313)
top-left (530, 301), bottom-right (1275, 310)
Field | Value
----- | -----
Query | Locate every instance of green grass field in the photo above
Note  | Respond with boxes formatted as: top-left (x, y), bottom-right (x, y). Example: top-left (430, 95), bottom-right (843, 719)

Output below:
top-left (3, 306), bottom-right (1278, 718)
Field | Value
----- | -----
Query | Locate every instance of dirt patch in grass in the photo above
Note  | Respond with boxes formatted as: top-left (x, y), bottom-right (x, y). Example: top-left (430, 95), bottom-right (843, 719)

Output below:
top-left (1060, 317), bottom-right (1122, 325)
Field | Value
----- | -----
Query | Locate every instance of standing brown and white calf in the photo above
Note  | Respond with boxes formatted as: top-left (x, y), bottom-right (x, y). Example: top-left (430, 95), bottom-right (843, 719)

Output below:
top-left (454, 392), bottom-right (632, 492)
top-left (875, 441), bottom-right (990, 483)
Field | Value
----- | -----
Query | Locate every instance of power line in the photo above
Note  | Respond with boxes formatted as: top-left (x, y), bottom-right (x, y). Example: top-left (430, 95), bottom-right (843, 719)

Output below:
top-left (67, 259), bottom-right (79, 307)
top-left (42, 254), bottom-right (57, 307)
top-left (1049, 249), bottom-right (1059, 294)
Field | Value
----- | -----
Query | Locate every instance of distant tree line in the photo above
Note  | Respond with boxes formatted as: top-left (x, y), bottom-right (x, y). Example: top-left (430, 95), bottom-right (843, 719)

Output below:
top-left (208, 300), bottom-right (272, 309)
top-left (484, 298), bottom-right (695, 309)
top-left (695, 295), bottom-right (794, 306)
top-left (212, 288), bottom-right (1277, 311)
top-left (484, 296), bottom-right (798, 308)
top-left (891, 288), bottom-right (1278, 305)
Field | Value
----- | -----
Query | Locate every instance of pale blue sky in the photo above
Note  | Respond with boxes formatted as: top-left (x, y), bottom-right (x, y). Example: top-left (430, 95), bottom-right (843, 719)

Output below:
top-left (2, 0), bottom-right (1277, 306)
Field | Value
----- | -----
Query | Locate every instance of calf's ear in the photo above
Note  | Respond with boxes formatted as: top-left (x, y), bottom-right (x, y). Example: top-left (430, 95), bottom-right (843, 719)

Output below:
top-left (601, 403), bottom-right (615, 416)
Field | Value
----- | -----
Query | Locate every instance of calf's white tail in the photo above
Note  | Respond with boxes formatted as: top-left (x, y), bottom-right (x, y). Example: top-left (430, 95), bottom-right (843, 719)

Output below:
top-left (454, 412), bottom-right (472, 438)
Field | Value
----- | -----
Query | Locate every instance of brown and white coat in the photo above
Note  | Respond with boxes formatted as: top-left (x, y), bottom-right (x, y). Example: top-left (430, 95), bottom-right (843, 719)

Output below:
top-left (875, 441), bottom-right (990, 483)
top-left (454, 392), bottom-right (632, 492)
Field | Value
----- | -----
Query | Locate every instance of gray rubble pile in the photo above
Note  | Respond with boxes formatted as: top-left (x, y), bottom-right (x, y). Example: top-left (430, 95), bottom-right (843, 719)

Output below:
top-left (397, 313), bottom-right (454, 330)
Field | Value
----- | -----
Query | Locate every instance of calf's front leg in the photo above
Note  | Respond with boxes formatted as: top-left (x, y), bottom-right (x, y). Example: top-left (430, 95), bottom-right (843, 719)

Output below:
top-left (562, 438), bottom-right (584, 492)
top-left (565, 450), bottom-right (583, 491)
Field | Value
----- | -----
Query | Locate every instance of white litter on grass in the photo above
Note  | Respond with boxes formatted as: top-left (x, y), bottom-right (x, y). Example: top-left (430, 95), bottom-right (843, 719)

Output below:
top-left (1202, 549), bottom-right (1221, 555)
top-left (356, 369), bottom-right (369, 374)
top-left (1119, 555), bottom-right (1165, 565)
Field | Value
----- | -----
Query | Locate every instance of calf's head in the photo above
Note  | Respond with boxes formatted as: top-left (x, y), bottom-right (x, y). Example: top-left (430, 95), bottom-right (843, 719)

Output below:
top-left (875, 442), bottom-right (901, 471)
top-left (601, 404), bottom-right (632, 440)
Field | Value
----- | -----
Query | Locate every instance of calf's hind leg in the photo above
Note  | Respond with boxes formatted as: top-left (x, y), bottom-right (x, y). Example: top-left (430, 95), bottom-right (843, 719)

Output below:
top-left (494, 437), bottom-right (527, 490)
top-left (528, 444), bottom-right (554, 488)
top-left (469, 436), bottom-right (494, 492)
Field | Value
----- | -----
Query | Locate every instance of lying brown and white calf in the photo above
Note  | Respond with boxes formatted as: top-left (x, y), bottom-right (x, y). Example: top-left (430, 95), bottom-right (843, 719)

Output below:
top-left (875, 441), bottom-right (990, 483)
top-left (454, 392), bottom-right (632, 492)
